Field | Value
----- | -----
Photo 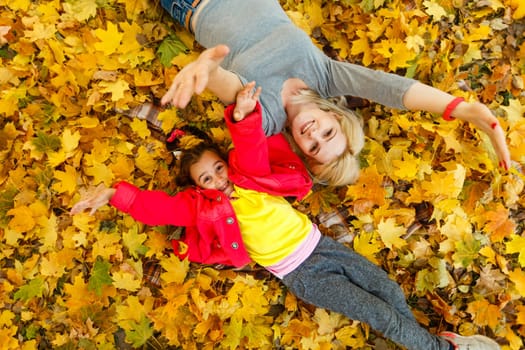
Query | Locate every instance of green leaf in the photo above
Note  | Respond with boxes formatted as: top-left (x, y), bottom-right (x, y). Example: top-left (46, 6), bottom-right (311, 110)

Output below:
top-left (125, 315), bottom-right (154, 347)
top-left (157, 34), bottom-right (189, 67)
top-left (0, 186), bottom-right (17, 224)
top-left (14, 277), bottom-right (45, 302)
top-left (32, 132), bottom-right (61, 152)
top-left (123, 225), bottom-right (149, 259)
top-left (88, 257), bottom-right (113, 296)
top-left (453, 237), bottom-right (481, 268)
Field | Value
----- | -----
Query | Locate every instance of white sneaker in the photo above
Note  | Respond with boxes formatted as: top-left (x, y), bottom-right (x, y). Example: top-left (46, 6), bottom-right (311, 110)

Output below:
top-left (440, 331), bottom-right (500, 350)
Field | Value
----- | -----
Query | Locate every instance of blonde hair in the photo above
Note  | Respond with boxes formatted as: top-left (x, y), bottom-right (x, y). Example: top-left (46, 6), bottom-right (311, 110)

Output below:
top-left (286, 89), bottom-right (365, 186)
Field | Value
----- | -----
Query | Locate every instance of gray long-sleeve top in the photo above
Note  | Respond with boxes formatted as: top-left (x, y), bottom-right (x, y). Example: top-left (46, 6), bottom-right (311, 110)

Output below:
top-left (195, 0), bottom-right (416, 136)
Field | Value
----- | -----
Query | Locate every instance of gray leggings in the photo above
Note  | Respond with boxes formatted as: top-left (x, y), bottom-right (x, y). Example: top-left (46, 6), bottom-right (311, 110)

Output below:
top-left (281, 236), bottom-right (450, 350)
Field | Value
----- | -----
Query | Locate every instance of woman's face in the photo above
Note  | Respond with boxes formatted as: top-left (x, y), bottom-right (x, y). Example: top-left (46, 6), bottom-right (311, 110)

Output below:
top-left (190, 150), bottom-right (234, 197)
top-left (289, 103), bottom-right (347, 164)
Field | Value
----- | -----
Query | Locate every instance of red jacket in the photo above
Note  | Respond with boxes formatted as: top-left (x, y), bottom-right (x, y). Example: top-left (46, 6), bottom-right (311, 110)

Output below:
top-left (110, 102), bottom-right (312, 267)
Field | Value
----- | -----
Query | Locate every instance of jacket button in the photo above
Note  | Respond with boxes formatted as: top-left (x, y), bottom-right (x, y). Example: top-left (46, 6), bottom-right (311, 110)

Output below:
top-left (231, 242), bottom-right (239, 249)
top-left (226, 217), bottom-right (234, 224)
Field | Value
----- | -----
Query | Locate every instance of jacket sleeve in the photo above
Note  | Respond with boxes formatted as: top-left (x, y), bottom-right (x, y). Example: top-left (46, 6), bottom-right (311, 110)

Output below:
top-left (224, 101), bottom-right (272, 177)
top-left (109, 181), bottom-right (197, 227)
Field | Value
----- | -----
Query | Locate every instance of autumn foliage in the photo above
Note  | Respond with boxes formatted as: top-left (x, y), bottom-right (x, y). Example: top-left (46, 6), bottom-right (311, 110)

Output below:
top-left (1, 0), bottom-right (525, 349)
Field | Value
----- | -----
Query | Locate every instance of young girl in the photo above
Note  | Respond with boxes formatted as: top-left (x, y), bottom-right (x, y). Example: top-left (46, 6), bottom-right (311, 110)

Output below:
top-left (71, 83), bottom-right (500, 350)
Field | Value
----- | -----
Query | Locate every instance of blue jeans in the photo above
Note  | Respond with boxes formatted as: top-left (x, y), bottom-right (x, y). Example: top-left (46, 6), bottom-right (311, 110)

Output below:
top-left (160, 0), bottom-right (202, 32)
top-left (281, 236), bottom-right (450, 350)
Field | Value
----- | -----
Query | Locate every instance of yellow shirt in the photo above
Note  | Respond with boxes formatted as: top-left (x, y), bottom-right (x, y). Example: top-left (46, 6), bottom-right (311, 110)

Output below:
top-left (231, 185), bottom-right (311, 266)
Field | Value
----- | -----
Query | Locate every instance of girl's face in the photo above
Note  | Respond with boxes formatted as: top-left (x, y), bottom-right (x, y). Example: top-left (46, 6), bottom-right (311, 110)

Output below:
top-left (190, 150), bottom-right (234, 197)
top-left (289, 103), bottom-right (347, 164)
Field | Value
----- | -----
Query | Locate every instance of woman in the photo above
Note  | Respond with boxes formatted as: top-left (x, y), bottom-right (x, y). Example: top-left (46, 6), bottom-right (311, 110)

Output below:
top-left (160, 0), bottom-right (511, 186)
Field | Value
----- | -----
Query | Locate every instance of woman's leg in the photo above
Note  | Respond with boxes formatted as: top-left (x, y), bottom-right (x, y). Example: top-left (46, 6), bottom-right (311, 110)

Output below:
top-left (159, 0), bottom-right (206, 33)
top-left (282, 236), bottom-right (450, 350)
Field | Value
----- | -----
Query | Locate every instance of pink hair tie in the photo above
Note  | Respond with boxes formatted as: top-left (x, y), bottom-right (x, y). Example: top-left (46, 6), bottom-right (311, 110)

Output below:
top-left (442, 97), bottom-right (465, 121)
top-left (167, 129), bottom-right (186, 142)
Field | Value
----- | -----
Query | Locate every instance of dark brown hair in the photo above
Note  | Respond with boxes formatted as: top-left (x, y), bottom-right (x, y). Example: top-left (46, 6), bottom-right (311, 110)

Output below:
top-left (174, 142), bottom-right (227, 187)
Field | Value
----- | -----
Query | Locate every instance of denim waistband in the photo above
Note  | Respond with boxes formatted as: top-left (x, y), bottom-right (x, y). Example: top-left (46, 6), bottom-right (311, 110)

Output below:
top-left (160, 0), bottom-right (203, 33)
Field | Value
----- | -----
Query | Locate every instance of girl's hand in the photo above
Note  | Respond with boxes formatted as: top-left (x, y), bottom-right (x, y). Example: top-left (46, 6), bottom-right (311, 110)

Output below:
top-left (70, 184), bottom-right (116, 216)
top-left (233, 81), bottom-right (262, 121)
top-left (454, 101), bottom-right (511, 170)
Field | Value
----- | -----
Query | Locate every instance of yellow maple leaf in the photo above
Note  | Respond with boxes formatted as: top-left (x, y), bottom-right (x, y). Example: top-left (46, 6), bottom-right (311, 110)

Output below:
top-left (483, 204), bottom-right (516, 242)
top-left (94, 21), bottom-right (123, 55)
top-left (91, 231), bottom-right (123, 261)
top-left (109, 155), bottom-right (135, 180)
top-left (112, 271), bottom-right (141, 292)
top-left (118, 21), bottom-right (143, 54)
top-left (144, 230), bottom-right (171, 258)
top-left (62, 128), bottom-right (80, 154)
top-left (116, 295), bottom-right (149, 324)
top-left (47, 149), bottom-right (67, 168)
top-left (377, 217), bottom-right (407, 249)
top-left (501, 98), bottom-right (525, 128)
top-left (462, 42), bottom-right (483, 64)
top-left (391, 151), bottom-right (420, 181)
top-left (133, 70), bottom-right (164, 87)
top-left (62, 0), bottom-right (98, 22)
top-left (350, 31), bottom-right (374, 66)
top-left (99, 79), bottom-right (130, 102)
top-left (52, 165), bottom-right (78, 195)
top-left (40, 252), bottom-right (66, 278)
top-left (466, 299), bottom-right (502, 329)
top-left (7, 206), bottom-right (36, 233)
top-left (23, 21), bottom-right (56, 42)
top-left (374, 38), bottom-right (416, 71)
top-left (86, 139), bottom-right (111, 163)
top-left (505, 234), bottom-right (525, 267)
top-left (353, 231), bottom-right (381, 264)
top-left (84, 160), bottom-right (114, 186)
top-left (314, 308), bottom-right (348, 335)
top-left (135, 146), bottom-right (158, 176)
top-left (423, 0), bottom-right (447, 21)
top-left (129, 119), bottom-right (152, 140)
top-left (421, 164), bottom-right (465, 200)
top-left (335, 325), bottom-right (366, 348)
top-left (160, 255), bottom-right (189, 285)
top-left (510, 0), bottom-right (525, 19)
top-left (346, 165), bottom-right (386, 207)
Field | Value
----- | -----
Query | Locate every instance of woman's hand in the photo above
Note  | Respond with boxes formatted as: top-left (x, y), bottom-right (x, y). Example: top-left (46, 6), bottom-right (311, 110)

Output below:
top-left (453, 101), bottom-right (511, 170)
top-left (403, 83), bottom-right (512, 170)
top-left (161, 44), bottom-right (242, 108)
top-left (70, 184), bottom-right (116, 216)
top-left (233, 81), bottom-right (262, 121)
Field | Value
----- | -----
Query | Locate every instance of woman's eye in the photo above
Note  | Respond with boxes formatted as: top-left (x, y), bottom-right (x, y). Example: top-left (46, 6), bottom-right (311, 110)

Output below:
top-left (324, 128), bottom-right (333, 137)
top-left (309, 143), bottom-right (319, 153)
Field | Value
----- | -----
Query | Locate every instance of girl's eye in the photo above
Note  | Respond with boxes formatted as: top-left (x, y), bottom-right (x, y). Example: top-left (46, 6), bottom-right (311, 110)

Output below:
top-left (309, 142), bottom-right (319, 153)
top-left (324, 128), bottom-right (333, 137)
top-left (202, 176), bottom-right (212, 184)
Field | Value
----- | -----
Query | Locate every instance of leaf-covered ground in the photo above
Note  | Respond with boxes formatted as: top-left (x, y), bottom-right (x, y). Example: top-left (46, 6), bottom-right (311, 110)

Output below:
top-left (1, 0), bottom-right (525, 349)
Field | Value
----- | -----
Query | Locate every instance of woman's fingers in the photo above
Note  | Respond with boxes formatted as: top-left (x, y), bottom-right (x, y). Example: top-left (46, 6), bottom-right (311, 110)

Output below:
top-left (161, 45), bottom-right (230, 108)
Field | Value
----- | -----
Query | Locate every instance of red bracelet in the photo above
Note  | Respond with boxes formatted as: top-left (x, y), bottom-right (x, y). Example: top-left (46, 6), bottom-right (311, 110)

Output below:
top-left (442, 97), bottom-right (465, 121)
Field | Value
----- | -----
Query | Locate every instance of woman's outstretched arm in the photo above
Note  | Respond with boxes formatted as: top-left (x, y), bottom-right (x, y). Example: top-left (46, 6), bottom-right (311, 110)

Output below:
top-left (403, 82), bottom-right (511, 170)
top-left (161, 45), bottom-right (243, 108)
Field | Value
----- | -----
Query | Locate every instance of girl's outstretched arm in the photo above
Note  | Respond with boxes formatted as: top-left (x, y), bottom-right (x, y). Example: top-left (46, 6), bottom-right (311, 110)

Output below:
top-left (161, 44), bottom-right (243, 108)
top-left (403, 82), bottom-right (511, 170)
